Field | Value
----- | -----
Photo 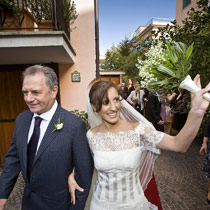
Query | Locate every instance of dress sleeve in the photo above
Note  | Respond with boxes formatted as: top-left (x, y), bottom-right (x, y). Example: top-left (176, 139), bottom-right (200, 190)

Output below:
top-left (86, 130), bottom-right (94, 156)
top-left (136, 122), bottom-right (164, 192)
top-left (137, 122), bottom-right (164, 155)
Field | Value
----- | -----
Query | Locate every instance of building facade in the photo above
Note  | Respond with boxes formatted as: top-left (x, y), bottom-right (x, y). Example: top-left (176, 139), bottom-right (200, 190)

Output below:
top-left (176, 0), bottom-right (198, 25)
top-left (0, 0), bottom-right (97, 165)
top-left (131, 17), bottom-right (174, 48)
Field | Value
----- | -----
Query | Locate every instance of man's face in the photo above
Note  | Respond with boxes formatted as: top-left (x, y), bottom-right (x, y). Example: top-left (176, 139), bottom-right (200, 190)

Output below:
top-left (22, 72), bottom-right (58, 114)
top-left (135, 86), bottom-right (140, 92)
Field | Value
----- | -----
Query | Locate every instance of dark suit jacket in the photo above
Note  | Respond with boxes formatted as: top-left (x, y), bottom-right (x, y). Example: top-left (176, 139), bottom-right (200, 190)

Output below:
top-left (145, 93), bottom-right (164, 132)
top-left (0, 105), bottom-right (94, 210)
top-left (204, 117), bottom-right (210, 138)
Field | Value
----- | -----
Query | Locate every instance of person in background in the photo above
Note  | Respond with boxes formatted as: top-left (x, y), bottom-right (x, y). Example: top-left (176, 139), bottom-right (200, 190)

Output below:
top-left (142, 88), bottom-right (150, 116)
top-left (161, 93), bottom-right (176, 134)
top-left (118, 83), bottom-right (126, 99)
top-left (170, 88), bottom-right (189, 135)
top-left (200, 116), bottom-right (210, 205)
top-left (126, 79), bottom-right (135, 96)
top-left (127, 83), bottom-right (145, 114)
top-left (145, 91), bottom-right (164, 132)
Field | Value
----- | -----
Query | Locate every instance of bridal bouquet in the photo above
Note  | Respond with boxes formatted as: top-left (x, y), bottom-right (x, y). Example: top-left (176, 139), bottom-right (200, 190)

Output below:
top-left (146, 41), bottom-right (210, 101)
top-left (137, 41), bottom-right (164, 88)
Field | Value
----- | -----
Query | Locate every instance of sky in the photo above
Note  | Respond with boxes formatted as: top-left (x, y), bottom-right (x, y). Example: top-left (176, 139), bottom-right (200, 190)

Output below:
top-left (98, 0), bottom-right (176, 55)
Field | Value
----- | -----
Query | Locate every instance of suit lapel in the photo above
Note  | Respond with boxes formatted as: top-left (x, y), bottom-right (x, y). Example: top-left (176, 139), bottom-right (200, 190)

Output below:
top-left (22, 112), bottom-right (33, 177)
top-left (33, 106), bottom-right (65, 164)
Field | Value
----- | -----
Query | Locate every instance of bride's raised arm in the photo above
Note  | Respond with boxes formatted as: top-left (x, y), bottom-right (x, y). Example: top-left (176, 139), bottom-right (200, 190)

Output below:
top-left (157, 75), bottom-right (210, 152)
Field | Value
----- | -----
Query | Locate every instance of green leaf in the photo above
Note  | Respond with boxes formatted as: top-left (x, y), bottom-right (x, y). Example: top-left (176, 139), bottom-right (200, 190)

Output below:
top-left (163, 55), bottom-right (175, 69)
top-left (148, 80), bottom-right (164, 89)
top-left (186, 42), bottom-right (194, 61)
top-left (174, 42), bottom-right (185, 57)
top-left (157, 64), bottom-right (175, 77)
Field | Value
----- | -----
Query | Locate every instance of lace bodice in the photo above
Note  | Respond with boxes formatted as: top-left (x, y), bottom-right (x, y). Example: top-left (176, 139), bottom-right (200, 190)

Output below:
top-left (87, 122), bottom-right (163, 153)
top-left (86, 122), bottom-right (164, 210)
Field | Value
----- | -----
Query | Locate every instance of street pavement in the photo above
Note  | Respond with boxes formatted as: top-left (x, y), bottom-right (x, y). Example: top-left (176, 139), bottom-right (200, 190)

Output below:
top-left (154, 141), bottom-right (210, 210)
top-left (0, 141), bottom-right (210, 210)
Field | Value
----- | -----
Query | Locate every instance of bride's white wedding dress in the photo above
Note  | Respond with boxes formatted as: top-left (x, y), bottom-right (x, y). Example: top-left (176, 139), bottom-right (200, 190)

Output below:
top-left (87, 122), bottom-right (164, 210)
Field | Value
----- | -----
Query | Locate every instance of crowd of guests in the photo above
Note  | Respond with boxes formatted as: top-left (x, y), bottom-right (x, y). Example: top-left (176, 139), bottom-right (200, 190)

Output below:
top-left (118, 79), bottom-right (190, 135)
top-left (118, 78), bottom-right (210, 205)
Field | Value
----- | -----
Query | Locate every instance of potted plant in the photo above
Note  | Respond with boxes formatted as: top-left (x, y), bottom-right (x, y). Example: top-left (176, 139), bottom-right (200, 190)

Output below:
top-left (64, 0), bottom-right (79, 32)
top-left (0, 0), bottom-right (35, 30)
top-left (24, 0), bottom-right (78, 32)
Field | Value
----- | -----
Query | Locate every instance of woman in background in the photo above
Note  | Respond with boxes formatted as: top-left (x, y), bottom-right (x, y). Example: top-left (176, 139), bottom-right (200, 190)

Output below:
top-left (200, 116), bottom-right (210, 205)
top-left (170, 88), bottom-right (189, 135)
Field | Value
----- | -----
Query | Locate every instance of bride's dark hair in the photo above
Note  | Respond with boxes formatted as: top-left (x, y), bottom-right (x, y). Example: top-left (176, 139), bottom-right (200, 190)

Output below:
top-left (89, 80), bottom-right (121, 112)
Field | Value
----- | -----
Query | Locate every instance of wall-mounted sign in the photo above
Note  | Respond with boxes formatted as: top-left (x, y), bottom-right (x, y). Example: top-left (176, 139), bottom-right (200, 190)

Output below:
top-left (71, 70), bottom-right (81, 82)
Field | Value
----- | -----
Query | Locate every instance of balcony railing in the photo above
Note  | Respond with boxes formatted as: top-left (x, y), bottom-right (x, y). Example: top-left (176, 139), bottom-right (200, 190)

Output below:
top-left (0, 0), bottom-right (70, 39)
top-left (145, 17), bottom-right (174, 27)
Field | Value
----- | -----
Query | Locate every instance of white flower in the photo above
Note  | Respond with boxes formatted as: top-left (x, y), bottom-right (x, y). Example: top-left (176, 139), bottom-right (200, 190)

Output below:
top-left (137, 41), bottom-right (165, 87)
top-left (56, 123), bottom-right (64, 130)
top-left (52, 117), bottom-right (64, 133)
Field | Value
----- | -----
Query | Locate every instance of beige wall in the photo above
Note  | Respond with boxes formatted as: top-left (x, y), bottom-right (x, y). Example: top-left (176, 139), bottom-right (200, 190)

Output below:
top-left (176, 0), bottom-right (198, 25)
top-left (59, 0), bottom-right (96, 112)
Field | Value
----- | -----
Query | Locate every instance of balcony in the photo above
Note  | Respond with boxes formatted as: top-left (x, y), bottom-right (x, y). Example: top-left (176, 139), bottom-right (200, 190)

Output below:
top-left (0, 0), bottom-right (75, 65)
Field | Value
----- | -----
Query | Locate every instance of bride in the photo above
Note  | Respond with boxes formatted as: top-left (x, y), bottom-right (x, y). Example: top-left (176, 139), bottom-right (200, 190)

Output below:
top-left (69, 76), bottom-right (210, 210)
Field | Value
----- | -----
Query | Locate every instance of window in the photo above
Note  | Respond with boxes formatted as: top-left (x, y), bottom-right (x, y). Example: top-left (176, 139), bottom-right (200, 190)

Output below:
top-left (183, 0), bottom-right (191, 9)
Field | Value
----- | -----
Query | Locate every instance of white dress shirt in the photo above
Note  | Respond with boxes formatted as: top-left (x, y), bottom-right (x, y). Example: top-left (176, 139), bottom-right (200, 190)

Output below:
top-left (27, 100), bottom-right (58, 153)
top-left (127, 90), bottom-right (145, 110)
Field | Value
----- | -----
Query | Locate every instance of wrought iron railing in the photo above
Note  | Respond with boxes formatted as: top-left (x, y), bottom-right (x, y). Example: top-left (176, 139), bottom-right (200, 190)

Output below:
top-left (0, 0), bottom-right (69, 39)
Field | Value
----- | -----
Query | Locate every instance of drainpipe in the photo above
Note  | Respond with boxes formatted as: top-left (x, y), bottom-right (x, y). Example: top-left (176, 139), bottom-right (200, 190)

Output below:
top-left (94, 0), bottom-right (100, 80)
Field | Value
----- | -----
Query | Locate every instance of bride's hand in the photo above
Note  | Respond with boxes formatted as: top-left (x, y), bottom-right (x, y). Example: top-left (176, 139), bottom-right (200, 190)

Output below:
top-left (68, 171), bottom-right (84, 205)
top-left (191, 74), bottom-right (210, 114)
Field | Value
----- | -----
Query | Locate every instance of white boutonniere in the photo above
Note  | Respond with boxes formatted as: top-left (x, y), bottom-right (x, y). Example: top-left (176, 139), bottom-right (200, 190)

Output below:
top-left (52, 117), bottom-right (64, 133)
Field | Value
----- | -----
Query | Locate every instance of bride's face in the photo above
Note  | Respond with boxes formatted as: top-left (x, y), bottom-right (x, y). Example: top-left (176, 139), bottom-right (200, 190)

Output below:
top-left (98, 87), bottom-right (121, 125)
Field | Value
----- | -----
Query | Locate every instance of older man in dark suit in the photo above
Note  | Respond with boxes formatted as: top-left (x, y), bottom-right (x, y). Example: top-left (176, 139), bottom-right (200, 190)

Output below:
top-left (0, 65), bottom-right (93, 210)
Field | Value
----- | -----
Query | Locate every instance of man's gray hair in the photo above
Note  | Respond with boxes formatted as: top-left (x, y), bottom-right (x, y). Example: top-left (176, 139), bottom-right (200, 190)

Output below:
top-left (22, 65), bottom-right (58, 90)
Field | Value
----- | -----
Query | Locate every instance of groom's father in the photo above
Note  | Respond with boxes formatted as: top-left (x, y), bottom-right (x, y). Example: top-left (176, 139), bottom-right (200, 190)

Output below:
top-left (0, 65), bottom-right (93, 210)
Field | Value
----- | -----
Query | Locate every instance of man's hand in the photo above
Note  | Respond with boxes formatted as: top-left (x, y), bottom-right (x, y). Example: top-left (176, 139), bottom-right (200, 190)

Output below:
top-left (0, 199), bottom-right (7, 210)
top-left (157, 120), bottom-right (164, 125)
top-left (132, 102), bottom-right (136, 107)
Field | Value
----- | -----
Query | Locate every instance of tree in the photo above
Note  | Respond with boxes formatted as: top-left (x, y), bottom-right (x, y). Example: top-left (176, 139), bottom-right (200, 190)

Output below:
top-left (151, 0), bottom-right (210, 139)
top-left (101, 37), bottom-right (143, 80)
top-left (100, 45), bottom-right (123, 70)
top-left (153, 0), bottom-right (210, 86)
top-left (123, 52), bottom-right (141, 79)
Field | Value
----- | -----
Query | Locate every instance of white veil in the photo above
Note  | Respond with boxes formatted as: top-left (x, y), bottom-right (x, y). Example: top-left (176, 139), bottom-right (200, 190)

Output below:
top-left (87, 97), bottom-right (160, 192)
top-left (87, 97), bottom-right (153, 128)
